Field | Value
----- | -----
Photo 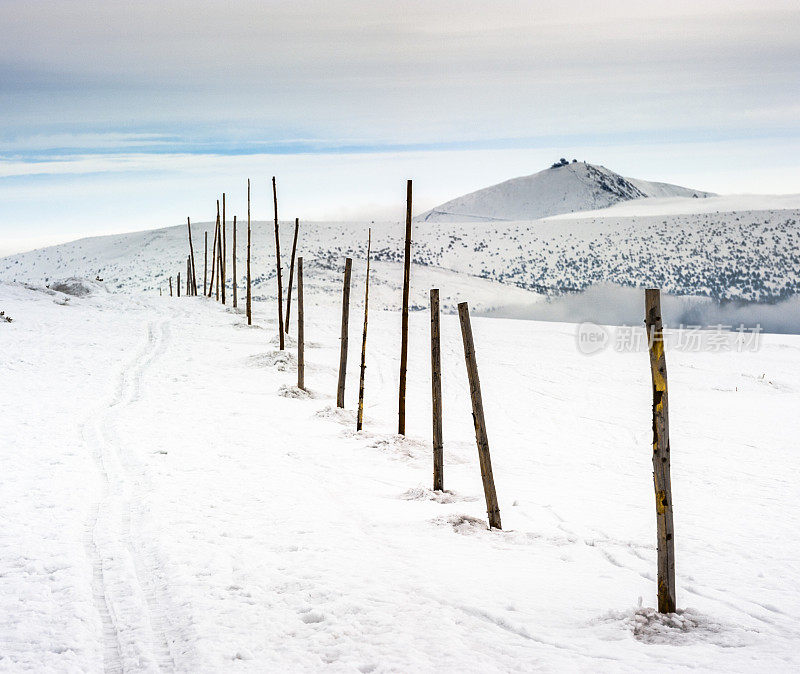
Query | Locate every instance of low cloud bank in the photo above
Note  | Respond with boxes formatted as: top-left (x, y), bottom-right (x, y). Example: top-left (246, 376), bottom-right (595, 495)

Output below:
top-left (484, 284), bottom-right (800, 335)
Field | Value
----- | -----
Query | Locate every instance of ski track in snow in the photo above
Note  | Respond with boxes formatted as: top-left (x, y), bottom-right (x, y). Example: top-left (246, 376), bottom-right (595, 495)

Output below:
top-left (82, 317), bottom-right (176, 672)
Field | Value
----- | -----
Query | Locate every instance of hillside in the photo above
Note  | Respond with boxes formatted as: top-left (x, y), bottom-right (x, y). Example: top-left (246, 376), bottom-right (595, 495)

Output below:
top-left (3, 202), bottom-right (799, 310)
top-left (415, 161), bottom-right (714, 222)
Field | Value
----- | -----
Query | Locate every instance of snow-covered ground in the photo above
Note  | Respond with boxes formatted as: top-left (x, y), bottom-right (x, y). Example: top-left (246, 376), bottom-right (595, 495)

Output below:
top-left (2, 277), bottom-right (799, 671)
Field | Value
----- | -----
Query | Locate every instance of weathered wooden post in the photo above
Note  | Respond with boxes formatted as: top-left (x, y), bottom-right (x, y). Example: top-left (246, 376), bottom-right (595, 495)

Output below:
top-left (357, 230), bottom-right (372, 431)
top-left (220, 193), bottom-right (226, 304)
top-left (398, 179), bottom-right (412, 435)
top-left (169, 276), bottom-right (173, 297)
top-left (204, 231), bottom-right (208, 296)
top-left (232, 215), bottom-right (238, 308)
top-left (285, 217), bottom-right (299, 334)
top-left (337, 258), bottom-right (352, 408)
top-left (430, 288), bottom-right (443, 491)
top-left (210, 202), bottom-right (219, 299)
top-left (645, 288), bottom-right (677, 614)
top-left (246, 179), bottom-right (252, 325)
top-left (187, 217), bottom-right (198, 295)
top-left (177, 271), bottom-right (181, 297)
top-left (297, 256), bottom-right (304, 390)
top-left (217, 216), bottom-right (223, 302)
top-left (272, 177), bottom-right (285, 349)
top-left (159, 287), bottom-right (162, 296)
top-left (458, 302), bottom-right (501, 529)
top-left (186, 257), bottom-right (191, 295)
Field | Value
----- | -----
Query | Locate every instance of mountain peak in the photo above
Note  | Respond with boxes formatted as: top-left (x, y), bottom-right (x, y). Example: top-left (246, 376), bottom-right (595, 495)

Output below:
top-left (415, 162), bottom-right (713, 223)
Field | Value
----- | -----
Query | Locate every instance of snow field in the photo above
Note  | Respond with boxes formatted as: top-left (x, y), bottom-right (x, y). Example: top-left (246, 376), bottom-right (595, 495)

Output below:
top-left (1, 280), bottom-right (800, 671)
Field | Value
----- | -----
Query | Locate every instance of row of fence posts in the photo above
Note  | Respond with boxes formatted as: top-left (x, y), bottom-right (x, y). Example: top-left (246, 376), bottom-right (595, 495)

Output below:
top-left (168, 176), bottom-right (676, 616)
top-left (168, 178), bottom-right (301, 338)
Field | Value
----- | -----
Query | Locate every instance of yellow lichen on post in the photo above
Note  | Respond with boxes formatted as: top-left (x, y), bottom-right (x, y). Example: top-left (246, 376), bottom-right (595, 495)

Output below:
top-left (645, 288), bottom-right (676, 614)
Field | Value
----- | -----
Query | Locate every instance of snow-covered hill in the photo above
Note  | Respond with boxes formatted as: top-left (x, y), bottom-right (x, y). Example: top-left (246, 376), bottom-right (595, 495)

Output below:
top-left (416, 161), bottom-right (713, 222)
top-left (3, 203), bottom-right (798, 309)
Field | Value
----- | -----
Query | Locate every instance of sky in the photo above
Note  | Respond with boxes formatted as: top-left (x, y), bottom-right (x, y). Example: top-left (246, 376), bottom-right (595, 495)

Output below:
top-left (1, 0), bottom-right (799, 253)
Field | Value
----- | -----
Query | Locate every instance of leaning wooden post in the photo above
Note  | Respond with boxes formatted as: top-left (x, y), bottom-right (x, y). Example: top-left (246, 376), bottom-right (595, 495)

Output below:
top-left (246, 179), bottom-right (252, 325)
top-left (645, 288), bottom-right (677, 614)
top-left (297, 256), bottom-right (304, 390)
top-left (232, 216), bottom-right (238, 308)
top-left (215, 200), bottom-right (221, 301)
top-left (357, 230), bottom-right (372, 431)
top-left (187, 217), bottom-right (198, 295)
top-left (285, 217), bottom-right (299, 334)
top-left (430, 289), bottom-right (443, 491)
top-left (337, 258), bottom-right (352, 408)
top-left (458, 302), bottom-right (501, 529)
top-left (272, 177), bottom-right (285, 349)
top-left (398, 179), bottom-right (412, 435)
top-left (209, 206), bottom-right (219, 298)
top-left (177, 271), bottom-right (181, 298)
top-left (216, 217), bottom-right (223, 302)
top-left (169, 276), bottom-right (173, 297)
top-left (221, 193), bottom-right (226, 305)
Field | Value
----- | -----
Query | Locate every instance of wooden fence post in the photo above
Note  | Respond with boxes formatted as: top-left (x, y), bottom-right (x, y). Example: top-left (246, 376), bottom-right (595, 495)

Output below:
top-left (357, 231), bottom-right (372, 431)
top-left (285, 217), bottom-right (299, 334)
top-left (232, 215), bottom-right (238, 308)
top-left (217, 216), bottom-right (223, 302)
top-left (187, 217), bottom-right (197, 295)
top-left (272, 177), bottom-right (285, 349)
top-left (430, 289), bottom-right (443, 491)
top-left (210, 202), bottom-right (219, 298)
top-left (204, 230), bottom-right (208, 296)
top-left (246, 179), bottom-right (252, 325)
top-left (297, 256), bottom-right (304, 390)
top-left (186, 257), bottom-right (190, 295)
top-left (337, 257), bottom-right (352, 408)
top-left (645, 288), bottom-right (677, 614)
top-left (458, 302), bottom-right (501, 529)
top-left (177, 271), bottom-right (181, 298)
top-left (169, 276), bottom-right (173, 297)
top-left (398, 179), bottom-right (412, 434)
top-left (220, 193), bottom-right (226, 305)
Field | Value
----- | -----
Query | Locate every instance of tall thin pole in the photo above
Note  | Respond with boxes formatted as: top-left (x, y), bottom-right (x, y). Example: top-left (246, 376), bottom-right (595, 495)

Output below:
top-left (297, 257), bottom-right (304, 390)
top-left (177, 271), bottom-right (181, 297)
top-left (285, 217), bottom-right (299, 334)
top-left (232, 216), bottom-right (238, 308)
top-left (216, 216), bottom-right (223, 302)
top-left (357, 230), bottom-right (372, 431)
top-left (221, 193), bottom-right (226, 305)
top-left (246, 179), bottom-right (252, 325)
top-left (215, 200), bottom-right (220, 302)
top-left (646, 288), bottom-right (677, 614)
top-left (430, 288), bottom-right (443, 491)
top-left (169, 276), bottom-right (173, 297)
top-left (186, 257), bottom-right (190, 295)
top-left (187, 217), bottom-right (197, 295)
top-left (398, 179), bottom-right (412, 435)
top-left (272, 177), bottom-right (285, 349)
top-left (203, 231), bottom-right (208, 296)
top-left (458, 302), bottom-right (501, 530)
top-left (208, 215), bottom-right (218, 298)
top-left (337, 258), bottom-right (352, 408)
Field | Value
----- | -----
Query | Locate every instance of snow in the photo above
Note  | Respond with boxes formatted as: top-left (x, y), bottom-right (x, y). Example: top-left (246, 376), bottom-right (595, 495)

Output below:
top-left (415, 162), bottom-right (713, 223)
top-left (2, 274), bottom-right (800, 671)
top-left (545, 193), bottom-right (800, 220)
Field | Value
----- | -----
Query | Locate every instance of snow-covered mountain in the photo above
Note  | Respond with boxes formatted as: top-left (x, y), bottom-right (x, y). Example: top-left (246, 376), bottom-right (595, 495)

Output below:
top-left (416, 160), bottom-right (714, 222)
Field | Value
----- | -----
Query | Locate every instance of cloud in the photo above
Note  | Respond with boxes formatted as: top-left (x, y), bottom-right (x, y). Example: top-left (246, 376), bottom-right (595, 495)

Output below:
top-left (487, 283), bottom-right (800, 335)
